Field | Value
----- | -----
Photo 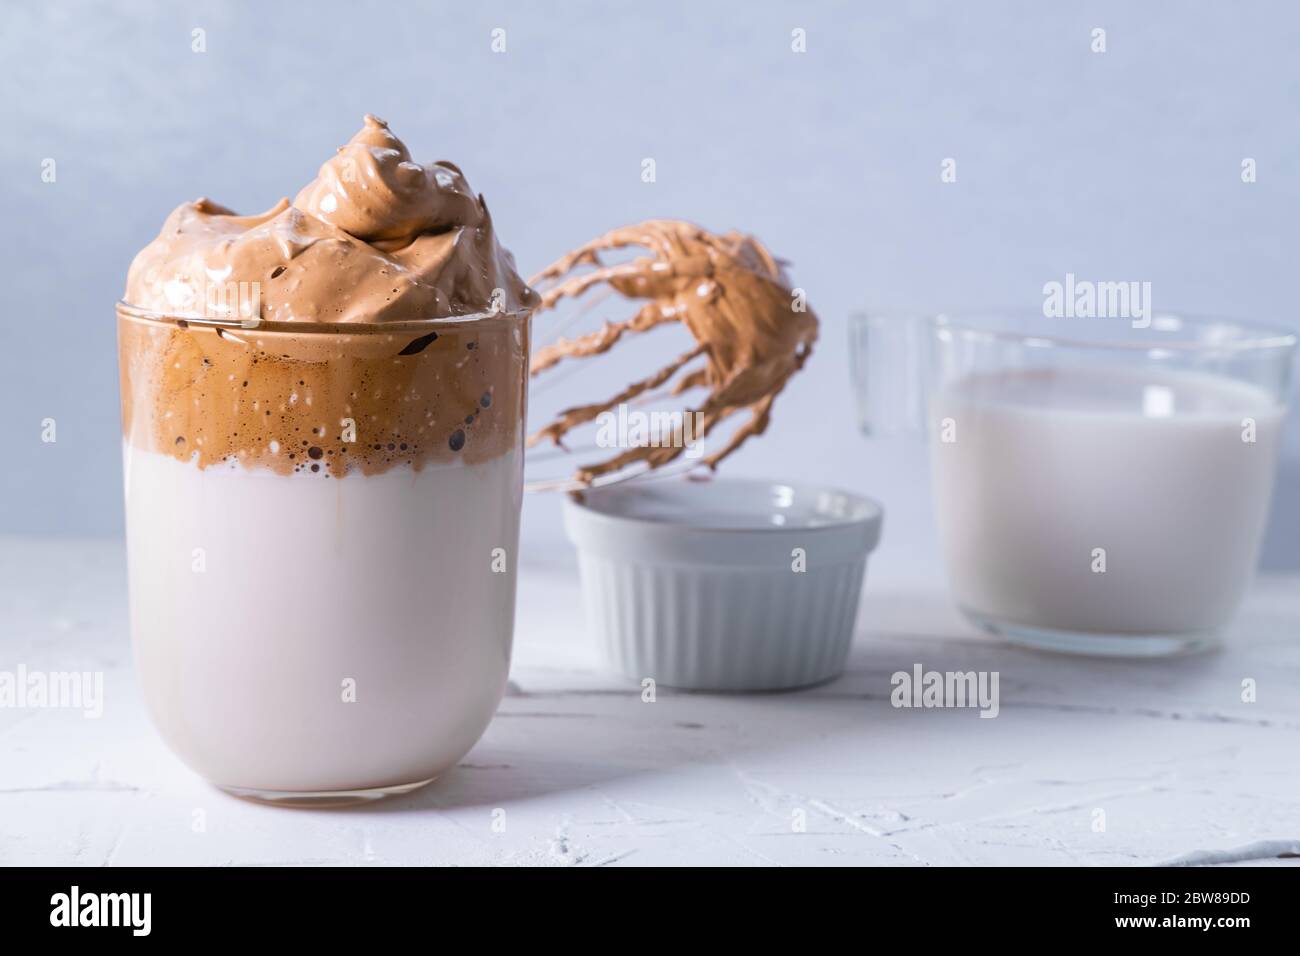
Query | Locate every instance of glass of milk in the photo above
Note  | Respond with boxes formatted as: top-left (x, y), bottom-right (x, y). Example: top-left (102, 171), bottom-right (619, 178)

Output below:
top-left (850, 311), bottom-right (1296, 656)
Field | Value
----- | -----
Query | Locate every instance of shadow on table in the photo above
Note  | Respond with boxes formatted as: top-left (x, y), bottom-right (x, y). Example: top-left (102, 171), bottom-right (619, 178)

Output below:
top-left (360, 586), bottom-right (1291, 815)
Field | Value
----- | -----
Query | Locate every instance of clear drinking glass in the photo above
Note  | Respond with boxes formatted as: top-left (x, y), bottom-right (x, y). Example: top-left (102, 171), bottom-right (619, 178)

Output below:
top-left (117, 302), bottom-right (531, 805)
top-left (850, 310), bottom-right (1296, 657)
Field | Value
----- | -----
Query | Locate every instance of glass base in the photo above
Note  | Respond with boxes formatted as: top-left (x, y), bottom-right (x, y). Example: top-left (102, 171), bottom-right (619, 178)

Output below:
top-left (218, 775), bottom-right (438, 809)
top-left (963, 609), bottom-right (1222, 658)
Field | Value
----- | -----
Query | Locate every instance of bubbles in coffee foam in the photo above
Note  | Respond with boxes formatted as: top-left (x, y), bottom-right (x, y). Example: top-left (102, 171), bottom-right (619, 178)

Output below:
top-left (121, 312), bottom-right (522, 478)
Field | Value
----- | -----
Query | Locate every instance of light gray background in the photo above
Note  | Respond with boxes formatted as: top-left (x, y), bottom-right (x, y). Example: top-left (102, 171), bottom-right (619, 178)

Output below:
top-left (3, 0), bottom-right (1298, 575)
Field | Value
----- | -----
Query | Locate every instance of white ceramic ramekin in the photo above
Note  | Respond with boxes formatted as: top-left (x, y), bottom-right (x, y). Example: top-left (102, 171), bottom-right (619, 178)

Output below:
top-left (563, 478), bottom-right (883, 691)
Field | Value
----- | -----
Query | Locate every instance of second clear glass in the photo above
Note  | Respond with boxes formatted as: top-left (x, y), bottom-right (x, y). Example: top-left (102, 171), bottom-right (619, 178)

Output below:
top-left (850, 310), bottom-right (1296, 657)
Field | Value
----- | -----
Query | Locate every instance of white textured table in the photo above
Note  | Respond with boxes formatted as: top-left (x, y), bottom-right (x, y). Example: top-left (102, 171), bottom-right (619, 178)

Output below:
top-left (2, 535), bottom-right (1298, 867)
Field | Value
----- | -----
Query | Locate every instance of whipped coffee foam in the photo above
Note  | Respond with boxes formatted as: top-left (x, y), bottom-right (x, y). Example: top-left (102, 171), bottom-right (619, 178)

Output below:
top-left (119, 116), bottom-right (535, 476)
top-left (126, 115), bottom-right (537, 323)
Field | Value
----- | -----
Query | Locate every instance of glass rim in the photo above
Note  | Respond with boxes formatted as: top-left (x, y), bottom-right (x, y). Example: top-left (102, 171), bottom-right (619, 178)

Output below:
top-left (116, 300), bottom-right (533, 335)
top-left (850, 308), bottom-right (1297, 355)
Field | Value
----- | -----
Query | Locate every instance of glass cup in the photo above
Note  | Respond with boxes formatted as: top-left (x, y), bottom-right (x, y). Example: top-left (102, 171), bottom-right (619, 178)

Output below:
top-left (850, 310), bottom-right (1296, 657)
top-left (117, 302), bottom-right (531, 805)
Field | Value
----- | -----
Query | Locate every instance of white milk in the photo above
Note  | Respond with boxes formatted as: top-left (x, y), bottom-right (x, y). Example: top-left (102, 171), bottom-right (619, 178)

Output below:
top-left (124, 448), bottom-right (521, 794)
top-left (931, 367), bottom-right (1282, 637)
